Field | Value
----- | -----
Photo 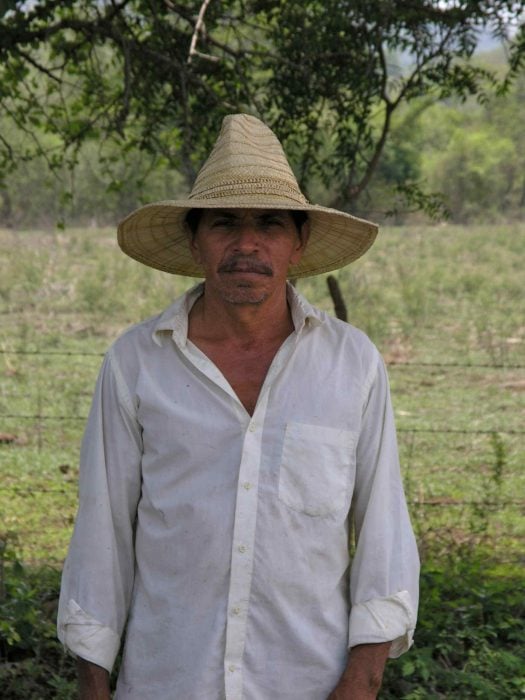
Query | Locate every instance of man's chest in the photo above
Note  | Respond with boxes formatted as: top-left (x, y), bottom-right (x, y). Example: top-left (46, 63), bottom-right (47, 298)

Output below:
top-left (133, 336), bottom-right (370, 532)
top-left (190, 340), bottom-right (283, 415)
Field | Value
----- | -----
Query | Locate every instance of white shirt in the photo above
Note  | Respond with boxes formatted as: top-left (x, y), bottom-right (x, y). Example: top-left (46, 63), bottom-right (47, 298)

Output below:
top-left (58, 283), bottom-right (419, 700)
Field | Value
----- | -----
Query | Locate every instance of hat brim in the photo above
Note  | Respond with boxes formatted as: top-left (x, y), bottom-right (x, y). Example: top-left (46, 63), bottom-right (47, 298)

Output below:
top-left (117, 198), bottom-right (378, 278)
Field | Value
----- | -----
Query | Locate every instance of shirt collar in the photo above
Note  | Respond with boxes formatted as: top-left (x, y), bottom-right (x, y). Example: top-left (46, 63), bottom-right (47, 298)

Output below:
top-left (152, 281), bottom-right (323, 347)
top-left (286, 283), bottom-right (324, 332)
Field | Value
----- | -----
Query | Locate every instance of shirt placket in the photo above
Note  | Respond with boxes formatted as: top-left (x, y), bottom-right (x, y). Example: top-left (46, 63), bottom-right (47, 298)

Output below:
top-left (177, 327), bottom-right (302, 699)
top-left (222, 333), bottom-right (300, 699)
top-left (223, 388), bottom-right (269, 699)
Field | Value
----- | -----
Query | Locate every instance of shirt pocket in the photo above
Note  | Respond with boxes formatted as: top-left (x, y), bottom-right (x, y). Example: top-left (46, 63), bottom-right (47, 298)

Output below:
top-left (278, 422), bottom-right (357, 517)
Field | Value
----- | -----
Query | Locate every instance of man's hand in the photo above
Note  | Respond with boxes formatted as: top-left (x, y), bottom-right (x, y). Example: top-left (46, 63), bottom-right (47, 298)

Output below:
top-left (77, 657), bottom-right (111, 700)
top-left (327, 642), bottom-right (392, 700)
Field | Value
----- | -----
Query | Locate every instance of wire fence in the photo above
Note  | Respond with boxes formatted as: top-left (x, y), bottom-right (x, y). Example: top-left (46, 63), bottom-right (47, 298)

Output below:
top-left (2, 347), bottom-right (524, 367)
top-left (1, 349), bottom-right (524, 564)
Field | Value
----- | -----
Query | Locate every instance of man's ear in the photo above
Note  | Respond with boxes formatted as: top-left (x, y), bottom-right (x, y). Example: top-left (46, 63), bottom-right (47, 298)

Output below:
top-left (299, 220), bottom-right (310, 249)
top-left (187, 226), bottom-right (201, 264)
top-left (290, 220), bottom-right (310, 265)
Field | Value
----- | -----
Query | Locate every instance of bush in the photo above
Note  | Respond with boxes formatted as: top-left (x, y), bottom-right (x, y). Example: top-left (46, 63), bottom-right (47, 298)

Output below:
top-left (0, 537), bottom-right (77, 699)
top-left (1, 537), bottom-right (524, 698)
top-left (382, 554), bottom-right (525, 699)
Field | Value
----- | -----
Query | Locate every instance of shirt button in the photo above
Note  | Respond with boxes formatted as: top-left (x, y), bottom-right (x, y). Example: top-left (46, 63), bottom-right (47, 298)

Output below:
top-left (238, 544), bottom-right (247, 553)
top-left (242, 482), bottom-right (252, 490)
top-left (248, 423), bottom-right (256, 432)
top-left (228, 664), bottom-right (236, 673)
top-left (232, 606), bottom-right (241, 615)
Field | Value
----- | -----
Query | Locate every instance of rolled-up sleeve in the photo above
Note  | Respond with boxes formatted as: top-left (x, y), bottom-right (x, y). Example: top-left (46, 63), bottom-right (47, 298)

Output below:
top-left (348, 354), bottom-right (419, 658)
top-left (57, 346), bottom-right (142, 672)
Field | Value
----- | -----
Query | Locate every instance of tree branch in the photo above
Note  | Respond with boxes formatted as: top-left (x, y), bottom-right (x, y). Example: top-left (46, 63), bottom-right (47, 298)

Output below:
top-left (188, 0), bottom-right (213, 65)
top-left (11, 47), bottom-right (63, 83)
top-left (342, 25), bottom-right (460, 206)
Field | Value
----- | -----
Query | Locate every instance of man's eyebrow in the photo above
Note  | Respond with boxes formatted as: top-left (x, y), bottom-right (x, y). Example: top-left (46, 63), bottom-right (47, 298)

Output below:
top-left (208, 209), bottom-right (290, 221)
top-left (255, 210), bottom-right (288, 219)
top-left (211, 210), bottom-right (240, 218)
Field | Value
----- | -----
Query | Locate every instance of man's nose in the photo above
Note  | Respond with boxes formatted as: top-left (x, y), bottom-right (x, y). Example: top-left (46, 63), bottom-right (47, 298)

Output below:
top-left (232, 224), bottom-right (260, 252)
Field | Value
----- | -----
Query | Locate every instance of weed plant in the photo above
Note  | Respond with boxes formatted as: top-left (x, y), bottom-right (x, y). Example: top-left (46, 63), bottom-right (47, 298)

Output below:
top-left (382, 554), bottom-right (525, 699)
top-left (0, 537), bottom-right (76, 698)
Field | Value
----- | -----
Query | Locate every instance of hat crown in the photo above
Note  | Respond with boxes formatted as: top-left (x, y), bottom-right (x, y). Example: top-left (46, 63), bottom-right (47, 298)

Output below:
top-left (189, 114), bottom-right (308, 205)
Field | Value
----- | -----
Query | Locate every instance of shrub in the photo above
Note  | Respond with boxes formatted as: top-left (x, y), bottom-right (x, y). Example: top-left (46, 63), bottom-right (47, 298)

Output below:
top-left (0, 537), bottom-right (77, 699)
top-left (1, 536), bottom-right (524, 698)
top-left (382, 554), bottom-right (525, 699)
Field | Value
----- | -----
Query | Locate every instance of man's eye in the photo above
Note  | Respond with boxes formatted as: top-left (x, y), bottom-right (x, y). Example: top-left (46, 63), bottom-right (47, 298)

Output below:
top-left (212, 218), bottom-right (235, 227)
top-left (260, 216), bottom-right (284, 228)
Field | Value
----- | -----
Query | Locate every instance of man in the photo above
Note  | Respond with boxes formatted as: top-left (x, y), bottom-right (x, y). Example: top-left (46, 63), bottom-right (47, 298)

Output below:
top-left (58, 114), bottom-right (419, 699)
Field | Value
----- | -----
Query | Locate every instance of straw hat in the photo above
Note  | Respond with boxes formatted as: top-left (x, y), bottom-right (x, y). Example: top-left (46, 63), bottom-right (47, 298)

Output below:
top-left (117, 114), bottom-right (378, 278)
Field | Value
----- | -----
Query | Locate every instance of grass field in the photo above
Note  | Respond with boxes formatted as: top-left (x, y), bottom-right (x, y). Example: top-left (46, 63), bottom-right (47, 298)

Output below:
top-left (1, 222), bottom-right (524, 699)
top-left (0, 223), bottom-right (524, 566)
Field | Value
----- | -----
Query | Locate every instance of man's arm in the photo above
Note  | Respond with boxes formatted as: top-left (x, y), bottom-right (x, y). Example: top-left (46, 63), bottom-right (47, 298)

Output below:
top-left (348, 355), bottom-right (419, 657)
top-left (77, 657), bottom-right (111, 700)
top-left (328, 642), bottom-right (392, 700)
top-left (58, 349), bottom-right (142, 676)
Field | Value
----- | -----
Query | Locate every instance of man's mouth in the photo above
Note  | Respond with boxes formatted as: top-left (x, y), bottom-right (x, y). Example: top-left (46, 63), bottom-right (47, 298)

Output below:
top-left (218, 258), bottom-right (273, 276)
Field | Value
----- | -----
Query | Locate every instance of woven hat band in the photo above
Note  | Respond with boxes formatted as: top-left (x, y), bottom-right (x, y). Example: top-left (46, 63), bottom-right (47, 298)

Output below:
top-left (189, 178), bottom-right (309, 205)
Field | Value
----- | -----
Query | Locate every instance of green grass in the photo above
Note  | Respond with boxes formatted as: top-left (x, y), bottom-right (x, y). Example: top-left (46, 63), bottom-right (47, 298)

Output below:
top-left (0, 222), bottom-right (524, 697)
top-left (1, 223), bottom-right (524, 564)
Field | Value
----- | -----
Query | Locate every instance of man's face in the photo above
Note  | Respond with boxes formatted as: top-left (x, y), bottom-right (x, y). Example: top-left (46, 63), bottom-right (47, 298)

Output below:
top-left (189, 208), bottom-right (308, 306)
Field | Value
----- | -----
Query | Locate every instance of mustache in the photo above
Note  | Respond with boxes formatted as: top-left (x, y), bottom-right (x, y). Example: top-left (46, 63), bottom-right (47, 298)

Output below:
top-left (218, 255), bottom-right (273, 276)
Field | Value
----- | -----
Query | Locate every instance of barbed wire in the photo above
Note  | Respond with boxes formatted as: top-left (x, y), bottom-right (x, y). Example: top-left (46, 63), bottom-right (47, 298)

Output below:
top-left (0, 483), bottom-right (522, 508)
top-left (2, 348), bottom-right (523, 433)
top-left (0, 349), bottom-right (104, 357)
top-left (2, 348), bottom-right (523, 562)
top-left (387, 361), bottom-right (524, 369)
top-left (397, 427), bottom-right (525, 435)
top-left (0, 348), bottom-right (523, 368)
top-left (2, 414), bottom-right (85, 420)
top-left (0, 486), bottom-right (73, 495)
top-left (2, 413), bottom-right (524, 435)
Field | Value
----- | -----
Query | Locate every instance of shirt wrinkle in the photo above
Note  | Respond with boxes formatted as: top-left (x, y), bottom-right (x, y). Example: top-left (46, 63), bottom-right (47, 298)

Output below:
top-left (58, 283), bottom-right (419, 700)
top-left (107, 348), bottom-right (137, 417)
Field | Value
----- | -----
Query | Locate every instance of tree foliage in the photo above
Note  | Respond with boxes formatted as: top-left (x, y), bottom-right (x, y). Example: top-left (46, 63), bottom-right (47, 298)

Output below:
top-left (1, 0), bottom-right (524, 216)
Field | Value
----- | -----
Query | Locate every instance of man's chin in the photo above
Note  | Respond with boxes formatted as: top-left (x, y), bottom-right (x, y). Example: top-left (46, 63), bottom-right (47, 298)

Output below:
top-left (205, 275), bottom-right (278, 306)
top-left (221, 289), bottom-right (269, 305)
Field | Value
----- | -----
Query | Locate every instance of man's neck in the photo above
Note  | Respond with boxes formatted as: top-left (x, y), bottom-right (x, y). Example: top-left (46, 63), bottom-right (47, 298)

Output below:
top-left (189, 285), bottom-right (294, 347)
top-left (187, 283), bottom-right (295, 415)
